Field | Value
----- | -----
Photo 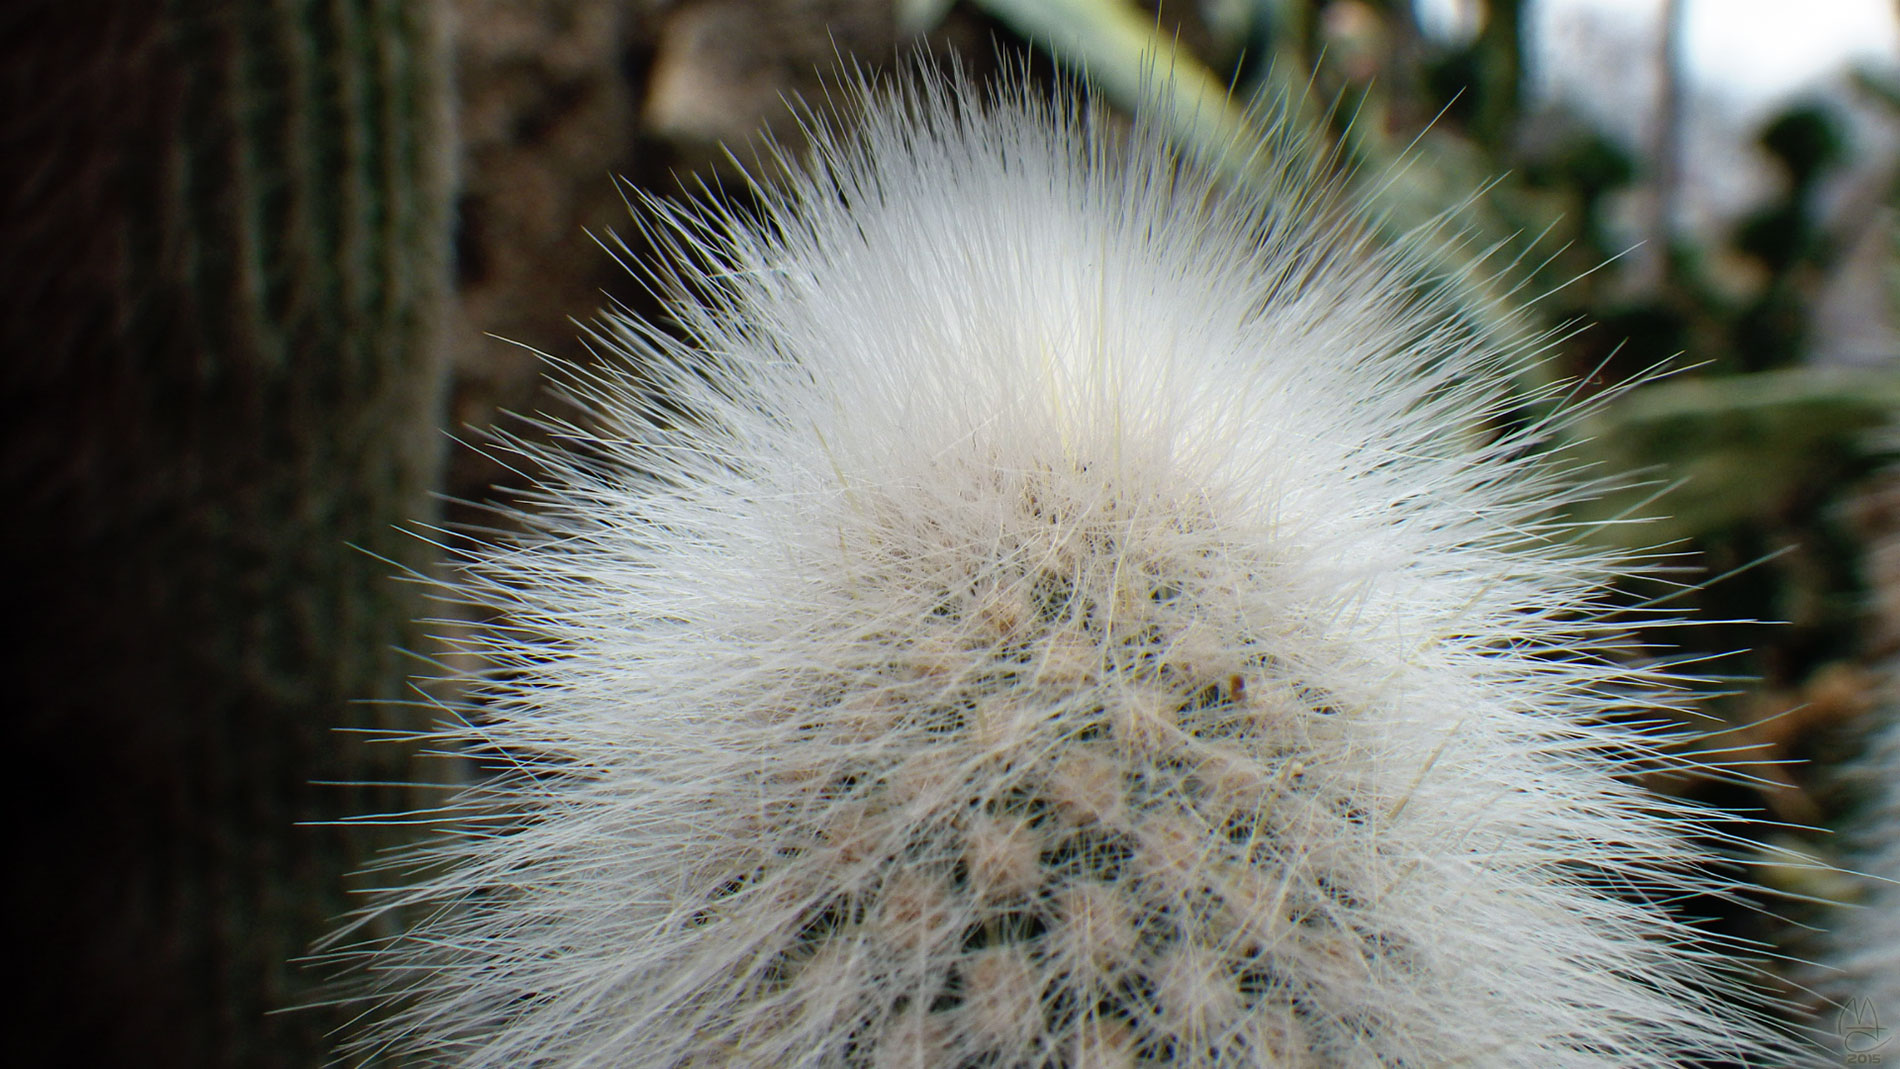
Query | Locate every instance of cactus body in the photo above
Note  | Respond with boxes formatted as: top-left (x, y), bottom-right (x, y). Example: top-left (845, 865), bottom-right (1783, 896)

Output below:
top-left (8, 2), bottom-right (452, 1063)
top-left (355, 75), bottom-right (1785, 1066)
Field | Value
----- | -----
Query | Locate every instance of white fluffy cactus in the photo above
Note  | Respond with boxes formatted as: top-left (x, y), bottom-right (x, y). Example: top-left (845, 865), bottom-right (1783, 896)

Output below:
top-left (354, 75), bottom-right (1792, 1066)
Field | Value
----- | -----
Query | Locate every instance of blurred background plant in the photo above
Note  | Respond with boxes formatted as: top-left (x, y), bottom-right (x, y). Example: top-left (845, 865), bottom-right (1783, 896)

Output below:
top-left (9, 0), bottom-right (1896, 1064)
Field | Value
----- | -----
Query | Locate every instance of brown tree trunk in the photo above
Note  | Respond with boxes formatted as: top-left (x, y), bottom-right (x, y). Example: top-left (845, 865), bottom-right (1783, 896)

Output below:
top-left (4, 2), bottom-right (454, 1064)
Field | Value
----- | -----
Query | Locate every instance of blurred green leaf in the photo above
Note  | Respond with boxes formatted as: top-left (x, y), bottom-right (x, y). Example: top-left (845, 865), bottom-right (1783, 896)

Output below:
top-left (1573, 368), bottom-right (1900, 545)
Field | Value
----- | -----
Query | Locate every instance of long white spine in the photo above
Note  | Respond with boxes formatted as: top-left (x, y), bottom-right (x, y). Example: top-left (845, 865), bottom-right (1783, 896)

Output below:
top-left (347, 74), bottom-right (1793, 1067)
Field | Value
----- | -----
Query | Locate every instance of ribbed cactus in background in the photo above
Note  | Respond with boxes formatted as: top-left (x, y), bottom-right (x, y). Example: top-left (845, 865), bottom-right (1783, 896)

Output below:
top-left (347, 74), bottom-right (1796, 1066)
top-left (6, 2), bottom-right (452, 1065)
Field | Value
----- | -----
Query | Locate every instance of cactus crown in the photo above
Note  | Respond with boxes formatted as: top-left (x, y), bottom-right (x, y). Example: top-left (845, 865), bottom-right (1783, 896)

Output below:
top-left (343, 71), bottom-right (1792, 1068)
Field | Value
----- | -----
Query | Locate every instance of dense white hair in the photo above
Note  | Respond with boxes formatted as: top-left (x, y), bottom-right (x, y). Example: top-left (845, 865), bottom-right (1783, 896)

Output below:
top-left (340, 70), bottom-right (1798, 1067)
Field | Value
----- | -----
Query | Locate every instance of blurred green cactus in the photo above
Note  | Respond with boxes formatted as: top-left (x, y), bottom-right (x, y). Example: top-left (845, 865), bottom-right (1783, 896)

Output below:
top-left (7, 2), bottom-right (453, 1064)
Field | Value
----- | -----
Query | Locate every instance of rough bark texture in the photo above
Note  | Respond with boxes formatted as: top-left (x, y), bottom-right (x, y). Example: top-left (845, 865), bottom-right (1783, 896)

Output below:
top-left (4, 2), bottom-right (453, 1065)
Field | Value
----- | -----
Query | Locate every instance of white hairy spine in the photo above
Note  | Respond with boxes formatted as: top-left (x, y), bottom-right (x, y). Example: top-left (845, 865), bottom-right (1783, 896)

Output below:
top-left (348, 73), bottom-right (1790, 1067)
